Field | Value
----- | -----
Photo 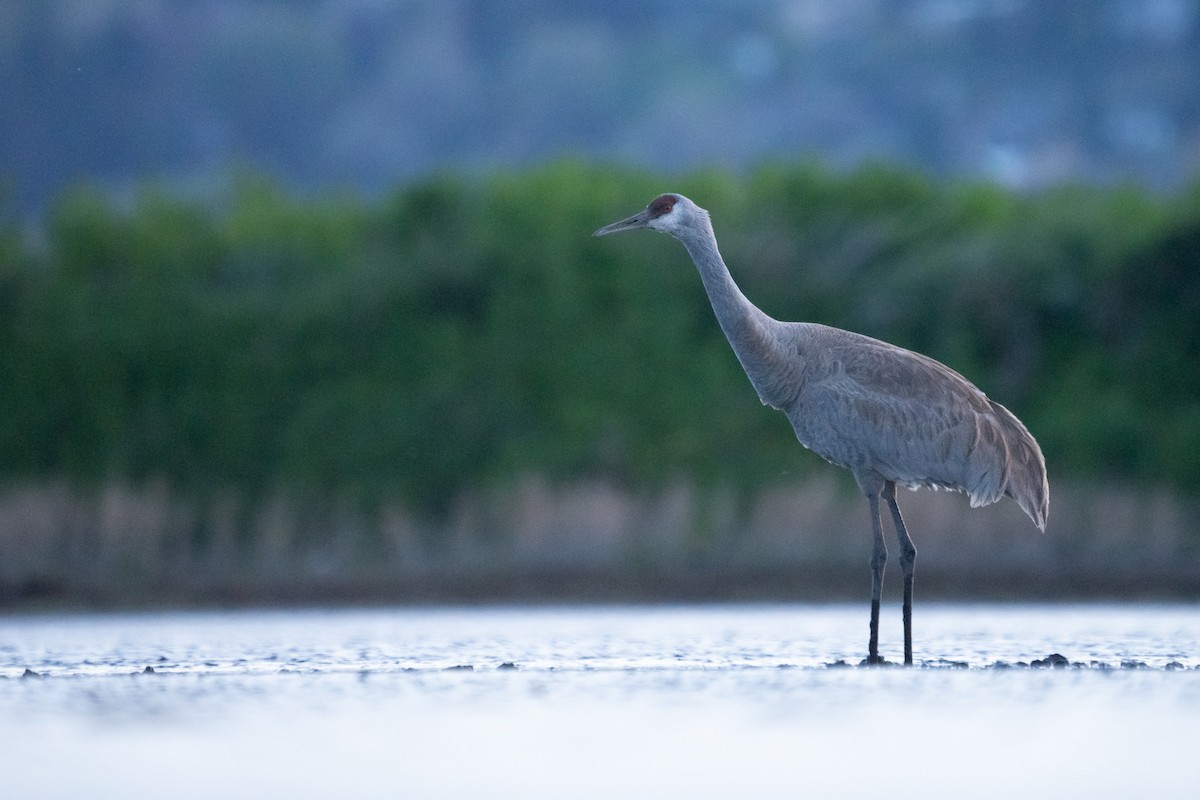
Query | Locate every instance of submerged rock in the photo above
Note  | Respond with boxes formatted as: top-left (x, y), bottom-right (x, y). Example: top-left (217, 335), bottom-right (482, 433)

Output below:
top-left (923, 658), bottom-right (969, 669)
top-left (1031, 653), bottom-right (1071, 669)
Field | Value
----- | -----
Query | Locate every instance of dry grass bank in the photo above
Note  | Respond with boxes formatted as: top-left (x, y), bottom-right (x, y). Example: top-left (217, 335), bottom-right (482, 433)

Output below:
top-left (1, 476), bottom-right (1197, 608)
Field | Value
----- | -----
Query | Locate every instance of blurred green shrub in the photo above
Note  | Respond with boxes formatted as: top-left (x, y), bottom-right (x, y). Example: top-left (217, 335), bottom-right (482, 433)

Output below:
top-left (2, 163), bottom-right (1198, 517)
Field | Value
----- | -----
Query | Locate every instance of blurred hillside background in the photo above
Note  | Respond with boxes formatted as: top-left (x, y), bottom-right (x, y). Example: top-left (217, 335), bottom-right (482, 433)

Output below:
top-left (2, 0), bottom-right (1199, 607)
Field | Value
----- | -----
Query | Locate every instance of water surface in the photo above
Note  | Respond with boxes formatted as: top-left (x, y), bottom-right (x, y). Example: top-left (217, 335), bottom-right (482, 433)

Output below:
top-left (2, 603), bottom-right (1197, 798)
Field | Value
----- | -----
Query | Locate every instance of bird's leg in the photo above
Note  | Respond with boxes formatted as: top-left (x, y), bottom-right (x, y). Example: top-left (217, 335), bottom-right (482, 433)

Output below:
top-left (882, 481), bottom-right (917, 666)
top-left (867, 491), bottom-right (887, 665)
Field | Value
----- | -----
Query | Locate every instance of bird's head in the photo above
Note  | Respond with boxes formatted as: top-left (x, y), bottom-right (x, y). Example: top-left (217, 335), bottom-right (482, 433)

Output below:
top-left (593, 193), bottom-right (706, 239)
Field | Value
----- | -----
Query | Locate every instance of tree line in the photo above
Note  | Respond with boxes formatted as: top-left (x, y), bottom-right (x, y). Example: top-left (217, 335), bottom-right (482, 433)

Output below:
top-left (3, 162), bottom-right (1199, 522)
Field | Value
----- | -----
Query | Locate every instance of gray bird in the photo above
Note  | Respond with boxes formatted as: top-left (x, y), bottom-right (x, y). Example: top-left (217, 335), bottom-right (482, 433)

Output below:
top-left (594, 193), bottom-right (1048, 665)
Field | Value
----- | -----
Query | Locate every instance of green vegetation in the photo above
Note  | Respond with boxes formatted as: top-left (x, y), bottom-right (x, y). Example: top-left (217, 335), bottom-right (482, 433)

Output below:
top-left (3, 162), bottom-right (1199, 521)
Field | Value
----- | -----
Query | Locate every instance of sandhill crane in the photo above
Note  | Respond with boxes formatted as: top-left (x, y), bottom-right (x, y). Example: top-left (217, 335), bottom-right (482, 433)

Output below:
top-left (594, 193), bottom-right (1048, 665)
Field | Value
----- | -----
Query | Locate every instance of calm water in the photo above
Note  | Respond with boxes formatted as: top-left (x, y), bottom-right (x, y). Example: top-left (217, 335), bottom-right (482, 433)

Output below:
top-left (2, 603), bottom-right (1198, 798)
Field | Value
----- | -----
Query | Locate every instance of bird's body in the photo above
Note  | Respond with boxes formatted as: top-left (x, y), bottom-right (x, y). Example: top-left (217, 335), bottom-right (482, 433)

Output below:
top-left (776, 322), bottom-right (1046, 525)
top-left (595, 193), bottom-right (1048, 665)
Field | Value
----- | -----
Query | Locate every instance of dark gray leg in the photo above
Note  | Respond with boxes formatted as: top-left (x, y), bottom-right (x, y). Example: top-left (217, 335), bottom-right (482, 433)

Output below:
top-left (866, 490), bottom-right (887, 665)
top-left (881, 481), bottom-right (917, 665)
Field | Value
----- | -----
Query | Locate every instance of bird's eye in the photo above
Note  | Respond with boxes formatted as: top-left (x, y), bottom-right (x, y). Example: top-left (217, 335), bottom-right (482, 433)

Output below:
top-left (650, 195), bottom-right (676, 217)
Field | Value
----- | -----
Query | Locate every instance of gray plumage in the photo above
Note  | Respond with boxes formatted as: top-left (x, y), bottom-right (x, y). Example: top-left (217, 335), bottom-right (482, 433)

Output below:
top-left (594, 193), bottom-right (1049, 665)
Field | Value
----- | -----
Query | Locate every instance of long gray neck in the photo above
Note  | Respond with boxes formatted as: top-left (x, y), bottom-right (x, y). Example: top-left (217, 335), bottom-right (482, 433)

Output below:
top-left (674, 219), bottom-right (799, 409)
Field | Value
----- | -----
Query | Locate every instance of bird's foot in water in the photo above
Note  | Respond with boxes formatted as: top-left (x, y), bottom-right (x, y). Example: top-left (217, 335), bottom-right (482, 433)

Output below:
top-left (860, 654), bottom-right (896, 667)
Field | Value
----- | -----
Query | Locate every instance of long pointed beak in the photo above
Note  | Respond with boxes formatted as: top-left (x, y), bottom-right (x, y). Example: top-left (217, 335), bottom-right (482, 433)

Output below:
top-left (593, 210), bottom-right (649, 237)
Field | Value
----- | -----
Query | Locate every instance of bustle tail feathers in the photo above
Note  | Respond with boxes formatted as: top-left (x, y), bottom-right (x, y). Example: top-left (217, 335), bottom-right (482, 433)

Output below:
top-left (988, 400), bottom-right (1049, 530)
